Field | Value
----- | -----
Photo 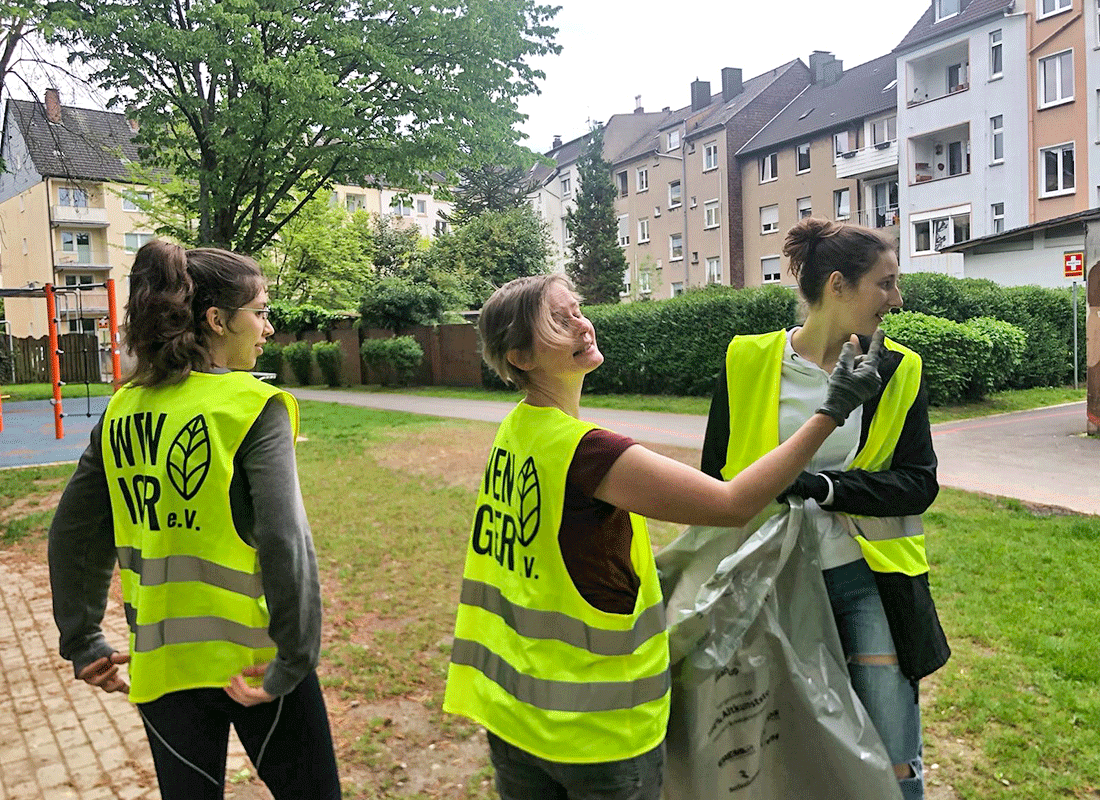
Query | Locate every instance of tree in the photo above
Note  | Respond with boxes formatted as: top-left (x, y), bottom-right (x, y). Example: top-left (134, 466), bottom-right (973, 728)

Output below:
top-left (424, 205), bottom-right (549, 306)
top-left (46, 0), bottom-right (560, 253)
top-left (370, 214), bottom-right (423, 278)
top-left (566, 126), bottom-right (626, 304)
top-left (359, 277), bottom-right (448, 335)
top-left (449, 163), bottom-right (538, 224)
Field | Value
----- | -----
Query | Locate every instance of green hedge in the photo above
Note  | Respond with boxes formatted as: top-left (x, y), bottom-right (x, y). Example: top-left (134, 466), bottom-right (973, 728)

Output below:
top-left (582, 285), bottom-right (798, 396)
top-left (283, 341), bottom-right (313, 385)
top-left (964, 316), bottom-right (1027, 394)
top-left (255, 342), bottom-right (284, 379)
top-left (313, 341), bottom-right (343, 387)
top-left (361, 336), bottom-right (423, 386)
top-left (880, 312), bottom-right (995, 405)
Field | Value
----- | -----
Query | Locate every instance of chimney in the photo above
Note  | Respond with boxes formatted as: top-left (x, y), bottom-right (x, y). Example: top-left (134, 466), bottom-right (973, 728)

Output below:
top-left (634, 95), bottom-right (644, 114)
top-left (721, 67), bottom-right (743, 102)
top-left (690, 79), bottom-right (712, 112)
top-left (552, 134), bottom-right (562, 149)
top-left (809, 51), bottom-right (843, 85)
top-left (44, 88), bottom-right (61, 124)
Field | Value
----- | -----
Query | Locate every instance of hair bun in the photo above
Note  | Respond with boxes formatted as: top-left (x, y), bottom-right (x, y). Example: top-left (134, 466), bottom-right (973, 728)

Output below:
top-left (783, 217), bottom-right (841, 281)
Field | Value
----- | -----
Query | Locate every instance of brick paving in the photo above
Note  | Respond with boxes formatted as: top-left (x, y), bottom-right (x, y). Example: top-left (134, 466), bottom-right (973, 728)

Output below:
top-left (0, 550), bottom-right (265, 800)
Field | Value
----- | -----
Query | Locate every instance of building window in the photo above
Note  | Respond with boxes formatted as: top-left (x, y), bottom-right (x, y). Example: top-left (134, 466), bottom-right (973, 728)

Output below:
top-left (1038, 50), bottom-right (1073, 107)
top-left (912, 209), bottom-right (970, 254)
top-left (617, 171), bottom-right (628, 197)
top-left (65, 273), bottom-right (94, 286)
top-left (560, 176), bottom-right (571, 197)
top-left (1040, 142), bottom-right (1075, 195)
top-left (58, 186), bottom-right (88, 207)
top-left (990, 116), bottom-right (1004, 163)
top-left (871, 116), bottom-right (896, 146)
top-left (991, 202), bottom-right (1005, 233)
top-left (704, 199), bottom-right (720, 229)
top-left (936, 0), bottom-right (960, 21)
top-left (760, 152), bottom-right (778, 182)
top-left (121, 190), bottom-right (151, 211)
top-left (390, 198), bottom-right (412, 216)
top-left (703, 141), bottom-right (719, 171)
top-left (434, 219), bottom-right (449, 236)
top-left (68, 318), bottom-right (97, 334)
top-left (947, 62), bottom-right (969, 92)
top-left (617, 214), bottom-right (630, 246)
top-left (668, 180), bottom-right (682, 208)
top-left (639, 270), bottom-right (652, 295)
top-left (667, 129), bottom-right (681, 151)
top-left (669, 233), bottom-right (683, 261)
top-left (797, 197), bottom-right (812, 219)
top-left (990, 30), bottom-right (1003, 78)
top-left (871, 180), bottom-right (899, 227)
top-left (833, 131), bottom-right (849, 158)
top-left (1038, 0), bottom-right (1071, 18)
top-left (760, 204), bottom-right (779, 234)
top-left (833, 188), bottom-right (850, 219)
top-left (796, 143), bottom-right (811, 173)
top-left (636, 167), bottom-right (648, 192)
top-left (346, 193), bottom-right (365, 212)
top-left (125, 232), bottom-right (153, 253)
top-left (417, 199), bottom-right (427, 215)
top-left (670, 281), bottom-right (684, 297)
top-left (637, 218), bottom-right (650, 243)
top-left (948, 140), bottom-right (970, 176)
top-left (706, 257), bottom-right (721, 284)
top-left (761, 256), bottom-right (782, 284)
top-left (61, 230), bottom-right (91, 255)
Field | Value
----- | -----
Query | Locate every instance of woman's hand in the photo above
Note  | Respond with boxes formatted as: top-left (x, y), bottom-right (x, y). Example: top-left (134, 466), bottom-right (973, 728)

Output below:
top-left (817, 329), bottom-right (884, 425)
top-left (77, 653), bottom-right (130, 694)
top-left (225, 664), bottom-right (276, 706)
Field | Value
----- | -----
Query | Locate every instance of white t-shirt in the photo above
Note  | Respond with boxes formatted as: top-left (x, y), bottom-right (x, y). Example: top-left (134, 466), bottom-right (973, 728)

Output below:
top-left (778, 328), bottom-right (865, 570)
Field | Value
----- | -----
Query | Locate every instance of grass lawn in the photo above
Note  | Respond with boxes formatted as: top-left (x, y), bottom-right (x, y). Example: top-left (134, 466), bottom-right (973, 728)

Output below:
top-left (3, 402), bottom-right (1097, 798)
top-left (1, 381), bottom-right (115, 402)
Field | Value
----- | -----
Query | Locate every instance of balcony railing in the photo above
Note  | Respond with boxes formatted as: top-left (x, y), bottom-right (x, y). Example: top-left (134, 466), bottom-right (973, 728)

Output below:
top-left (835, 140), bottom-right (899, 179)
top-left (51, 205), bottom-right (109, 226)
top-left (55, 289), bottom-right (110, 313)
top-left (856, 208), bottom-right (900, 230)
top-left (54, 250), bottom-right (111, 269)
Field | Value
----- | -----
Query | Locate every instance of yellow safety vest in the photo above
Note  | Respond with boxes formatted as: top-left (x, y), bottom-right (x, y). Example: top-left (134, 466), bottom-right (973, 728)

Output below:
top-left (444, 402), bottom-right (670, 763)
top-left (101, 371), bottom-right (298, 703)
top-left (721, 330), bottom-right (929, 577)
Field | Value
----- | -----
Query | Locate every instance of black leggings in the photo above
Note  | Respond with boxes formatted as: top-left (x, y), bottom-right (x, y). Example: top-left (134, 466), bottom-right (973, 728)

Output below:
top-left (137, 671), bottom-right (341, 800)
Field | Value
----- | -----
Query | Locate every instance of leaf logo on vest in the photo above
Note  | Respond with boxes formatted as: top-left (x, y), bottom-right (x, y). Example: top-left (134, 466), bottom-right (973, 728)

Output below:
top-left (472, 447), bottom-right (541, 579)
top-left (167, 415), bottom-right (212, 500)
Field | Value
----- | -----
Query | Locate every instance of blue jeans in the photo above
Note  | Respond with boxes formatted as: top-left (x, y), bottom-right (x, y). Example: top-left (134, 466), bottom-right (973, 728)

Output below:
top-left (823, 559), bottom-right (924, 800)
top-left (487, 731), bottom-right (664, 800)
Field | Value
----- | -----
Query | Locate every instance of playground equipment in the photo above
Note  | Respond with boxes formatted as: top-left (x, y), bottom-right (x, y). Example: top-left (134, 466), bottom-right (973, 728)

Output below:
top-left (0, 280), bottom-right (122, 438)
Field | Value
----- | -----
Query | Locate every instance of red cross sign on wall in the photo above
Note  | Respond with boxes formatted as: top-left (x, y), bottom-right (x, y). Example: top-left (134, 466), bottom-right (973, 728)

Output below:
top-left (1064, 251), bottom-right (1084, 279)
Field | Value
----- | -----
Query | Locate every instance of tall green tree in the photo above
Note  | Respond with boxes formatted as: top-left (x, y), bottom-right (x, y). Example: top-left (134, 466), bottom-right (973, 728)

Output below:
top-left (449, 163), bottom-right (538, 224)
top-left (566, 126), bottom-right (625, 304)
top-left (45, 0), bottom-right (560, 253)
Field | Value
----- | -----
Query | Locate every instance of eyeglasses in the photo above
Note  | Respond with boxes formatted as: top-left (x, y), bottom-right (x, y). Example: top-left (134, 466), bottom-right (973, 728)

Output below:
top-left (230, 306), bottom-right (272, 321)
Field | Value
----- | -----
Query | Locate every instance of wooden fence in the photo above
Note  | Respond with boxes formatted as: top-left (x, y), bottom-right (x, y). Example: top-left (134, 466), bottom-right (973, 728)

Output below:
top-left (1, 334), bottom-right (102, 383)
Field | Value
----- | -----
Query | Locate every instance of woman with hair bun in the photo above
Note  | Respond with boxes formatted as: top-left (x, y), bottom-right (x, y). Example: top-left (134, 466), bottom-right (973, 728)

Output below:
top-left (701, 218), bottom-right (949, 799)
top-left (48, 240), bottom-right (341, 799)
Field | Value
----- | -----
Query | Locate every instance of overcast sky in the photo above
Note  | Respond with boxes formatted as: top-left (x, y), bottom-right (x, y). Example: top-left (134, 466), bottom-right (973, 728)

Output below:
top-left (516, 0), bottom-right (934, 153)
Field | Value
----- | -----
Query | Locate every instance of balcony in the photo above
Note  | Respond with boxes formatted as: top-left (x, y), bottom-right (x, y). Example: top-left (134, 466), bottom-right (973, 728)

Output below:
top-left (856, 208), bottom-right (900, 231)
top-left (54, 250), bottom-right (111, 270)
top-left (835, 140), bottom-right (899, 180)
top-left (51, 205), bottom-right (109, 226)
top-left (55, 289), bottom-right (110, 314)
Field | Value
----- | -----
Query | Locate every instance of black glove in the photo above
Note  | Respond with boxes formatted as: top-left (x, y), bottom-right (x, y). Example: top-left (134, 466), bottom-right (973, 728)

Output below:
top-left (777, 471), bottom-right (830, 505)
top-left (816, 329), bottom-right (884, 426)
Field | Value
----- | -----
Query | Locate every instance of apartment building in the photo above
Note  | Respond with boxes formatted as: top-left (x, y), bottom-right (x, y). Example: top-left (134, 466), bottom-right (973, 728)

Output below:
top-left (611, 61), bottom-right (812, 297)
top-left (0, 90), bottom-right (151, 338)
top-left (738, 52), bottom-right (899, 288)
top-left (330, 184), bottom-right (453, 239)
top-left (1090, 0), bottom-right (1100, 205)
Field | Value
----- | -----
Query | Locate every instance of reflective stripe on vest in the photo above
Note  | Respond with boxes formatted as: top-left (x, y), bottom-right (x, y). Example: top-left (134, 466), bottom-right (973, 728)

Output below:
top-left (444, 402), bottom-right (670, 764)
top-left (103, 372), bottom-right (296, 703)
top-left (722, 330), bottom-right (929, 577)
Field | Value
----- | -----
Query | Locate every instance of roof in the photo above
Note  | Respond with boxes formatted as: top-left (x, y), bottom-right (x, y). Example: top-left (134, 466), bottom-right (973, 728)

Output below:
top-left (6, 99), bottom-right (142, 183)
top-left (894, 0), bottom-right (1014, 53)
top-left (610, 60), bottom-right (807, 166)
top-left (940, 207), bottom-right (1100, 253)
top-left (738, 53), bottom-right (897, 156)
top-left (530, 132), bottom-right (590, 186)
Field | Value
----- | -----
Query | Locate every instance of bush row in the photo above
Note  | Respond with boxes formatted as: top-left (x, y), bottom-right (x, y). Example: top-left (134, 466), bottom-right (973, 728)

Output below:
top-left (360, 337), bottom-right (423, 386)
top-left (255, 341), bottom-right (344, 387)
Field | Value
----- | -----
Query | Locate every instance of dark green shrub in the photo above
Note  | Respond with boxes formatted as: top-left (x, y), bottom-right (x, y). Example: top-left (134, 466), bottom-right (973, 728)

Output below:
top-left (963, 317), bottom-right (1026, 393)
top-left (255, 342), bottom-right (284, 379)
top-left (360, 336), bottom-right (424, 386)
top-left (881, 311), bottom-right (992, 405)
top-left (313, 341), bottom-right (343, 387)
top-left (269, 301), bottom-right (347, 335)
top-left (283, 341), bottom-right (313, 385)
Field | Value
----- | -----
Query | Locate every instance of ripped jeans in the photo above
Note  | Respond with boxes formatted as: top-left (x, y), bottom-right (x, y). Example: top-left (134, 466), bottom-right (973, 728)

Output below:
top-left (823, 559), bottom-right (924, 800)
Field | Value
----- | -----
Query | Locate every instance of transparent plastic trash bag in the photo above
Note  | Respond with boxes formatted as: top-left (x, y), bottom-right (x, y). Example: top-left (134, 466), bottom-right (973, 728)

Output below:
top-left (656, 501), bottom-right (903, 800)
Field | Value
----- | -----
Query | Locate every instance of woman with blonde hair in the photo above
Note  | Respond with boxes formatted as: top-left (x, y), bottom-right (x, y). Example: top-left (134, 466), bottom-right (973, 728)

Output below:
top-left (701, 217), bottom-right (949, 799)
top-left (49, 240), bottom-right (341, 799)
top-left (444, 272), bottom-right (884, 800)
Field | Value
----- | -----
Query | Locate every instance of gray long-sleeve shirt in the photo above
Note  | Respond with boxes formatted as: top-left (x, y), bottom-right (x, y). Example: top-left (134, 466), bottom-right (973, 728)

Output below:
top-left (48, 390), bottom-right (322, 698)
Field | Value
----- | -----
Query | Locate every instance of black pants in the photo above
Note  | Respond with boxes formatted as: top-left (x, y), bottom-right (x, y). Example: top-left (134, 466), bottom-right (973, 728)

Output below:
top-left (137, 671), bottom-right (341, 800)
